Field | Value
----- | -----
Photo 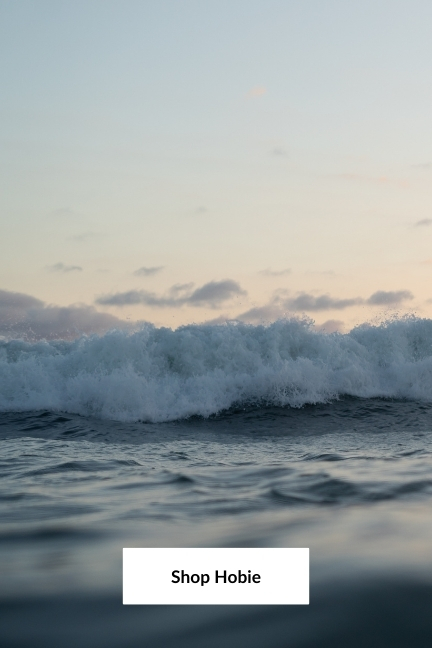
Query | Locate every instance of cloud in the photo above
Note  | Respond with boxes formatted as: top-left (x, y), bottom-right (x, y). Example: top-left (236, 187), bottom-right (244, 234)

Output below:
top-left (271, 147), bottom-right (288, 157)
top-left (247, 86), bottom-right (267, 98)
top-left (411, 163), bottom-right (432, 169)
top-left (207, 311), bottom-right (345, 331)
top-left (281, 291), bottom-right (413, 311)
top-left (202, 314), bottom-right (233, 325)
top-left (366, 290), bottom-right (414, 306)
top-left (96, 290), bottom-right (162, 307)
top-left (96, 280), bottom-right (246, 309)
top-left (68, 231), bottom-right (99, 242)
top-left (283, 293), bottom-right (363, 311)
top-left (0, 289), bottom-right (128, 340)
top-left (237, 288), bottom-right (415, 321)
top-left (133, 266), bottom-right (164, 277)
top-left (237, 304), bottom-right (286, 323)
top-left (188, 280), bottom-right (246, 306)
top-left (195, 206), bottom-right (208, 214)
top-left (315, 320), bottom-right (344, 333)
top-left (414, 219), bottom-right (432, 227)
top-left (259, 268), bottom-right (291, 277)
top-left (170, 283), bottom-right (195, 295)
top-left (46, 262), bottom-right (83, 273)
top-left (0, 289), bottom-right (44, 310)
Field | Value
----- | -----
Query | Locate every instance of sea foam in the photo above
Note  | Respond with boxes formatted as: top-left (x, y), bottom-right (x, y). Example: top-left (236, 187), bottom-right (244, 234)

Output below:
top-left (1, 317), bottom-right (432, 422)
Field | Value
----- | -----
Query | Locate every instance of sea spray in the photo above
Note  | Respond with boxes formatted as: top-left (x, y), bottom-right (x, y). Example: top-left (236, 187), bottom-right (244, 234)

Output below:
top-left (2, 317), bottom-right (432, 422)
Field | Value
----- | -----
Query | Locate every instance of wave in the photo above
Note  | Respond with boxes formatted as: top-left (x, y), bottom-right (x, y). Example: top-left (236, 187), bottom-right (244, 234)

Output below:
top-left (1, 317), bottom-right (432, 422)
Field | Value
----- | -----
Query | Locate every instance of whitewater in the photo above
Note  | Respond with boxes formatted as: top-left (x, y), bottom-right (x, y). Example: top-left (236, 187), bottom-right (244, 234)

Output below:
top-left (2, 317), bottom-right (432, 422)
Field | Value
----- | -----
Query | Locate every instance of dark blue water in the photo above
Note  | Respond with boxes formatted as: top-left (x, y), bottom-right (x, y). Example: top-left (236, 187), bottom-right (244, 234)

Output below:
top-left (2, 398), bottom-right (432, 647)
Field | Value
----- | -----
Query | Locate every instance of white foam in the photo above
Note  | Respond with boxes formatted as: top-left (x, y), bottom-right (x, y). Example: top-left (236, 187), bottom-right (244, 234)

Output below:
top-left (1, 318), bottom-right (432, 422)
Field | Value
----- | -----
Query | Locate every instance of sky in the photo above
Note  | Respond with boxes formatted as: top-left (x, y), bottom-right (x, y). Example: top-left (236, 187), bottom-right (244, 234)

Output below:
top-left (1, 0), bottom-right (432, 339)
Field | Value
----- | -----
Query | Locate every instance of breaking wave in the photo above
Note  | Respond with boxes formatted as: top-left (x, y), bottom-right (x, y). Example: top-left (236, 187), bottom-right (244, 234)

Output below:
top-left (2, 317), bottom-right (432, 422)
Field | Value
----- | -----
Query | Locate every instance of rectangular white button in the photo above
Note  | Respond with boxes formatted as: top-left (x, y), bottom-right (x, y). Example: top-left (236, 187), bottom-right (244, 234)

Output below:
top-left (123, 548), bottom-right (309, 605)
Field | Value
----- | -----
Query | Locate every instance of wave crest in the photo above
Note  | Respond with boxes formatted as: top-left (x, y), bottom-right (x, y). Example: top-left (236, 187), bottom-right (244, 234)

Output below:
top-left (1, 317), bottom-right (432, 422)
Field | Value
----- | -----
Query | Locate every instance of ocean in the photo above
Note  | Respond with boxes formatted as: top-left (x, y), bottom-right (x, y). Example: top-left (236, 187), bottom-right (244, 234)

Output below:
top-left (1, 318), bottom-right (432, 647)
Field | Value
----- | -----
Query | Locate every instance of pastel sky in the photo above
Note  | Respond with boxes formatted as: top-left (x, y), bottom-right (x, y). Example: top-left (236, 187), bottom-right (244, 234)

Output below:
top-left (1, 0), bottom-right (432, 338)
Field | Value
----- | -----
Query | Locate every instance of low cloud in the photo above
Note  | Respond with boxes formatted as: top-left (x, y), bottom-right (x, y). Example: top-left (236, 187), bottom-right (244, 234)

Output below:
top-left (271, 147), bottom-right (288, 157)
top-left (46, 262), bottom-right (83, 273)
top-left (96, 290), bottom-right (165, 307)
top-left (315, 320), bottom-right (344, 333)
top-left (284, 291), bottom-right (413, 311)
top-left (170, 283), bottom-right (195, 295)
top-left (207, 310), bottom-right (345, 332)
top-left (188, 280), bottom-right (245, 305)
top-left (133, 266), bottom-right (164, 277)
top-left (0, 290), bottom-right (44, 310)
top-left (366, 290), bottom-right (414, 306)
top-left (203, 303), bottom-right (287, 325)
top-left (96, 279), bottom-right (247, 309)
top-left (202, 314), bottom-right (233, 325)
top-left (237, 304), bottom-right (286, 324)
top-left (259, 268), bottom-right (291, 277)
top-left (283, 293), bottom-right (363, 311)
top-left (236, 288), bottom-right (414, 322)
top-left (68, 231), bottom-right (99, 242)
top-left (0, 289), bottom-right (128, 341)
top-left (414, 219), bottom-right (432, 227)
